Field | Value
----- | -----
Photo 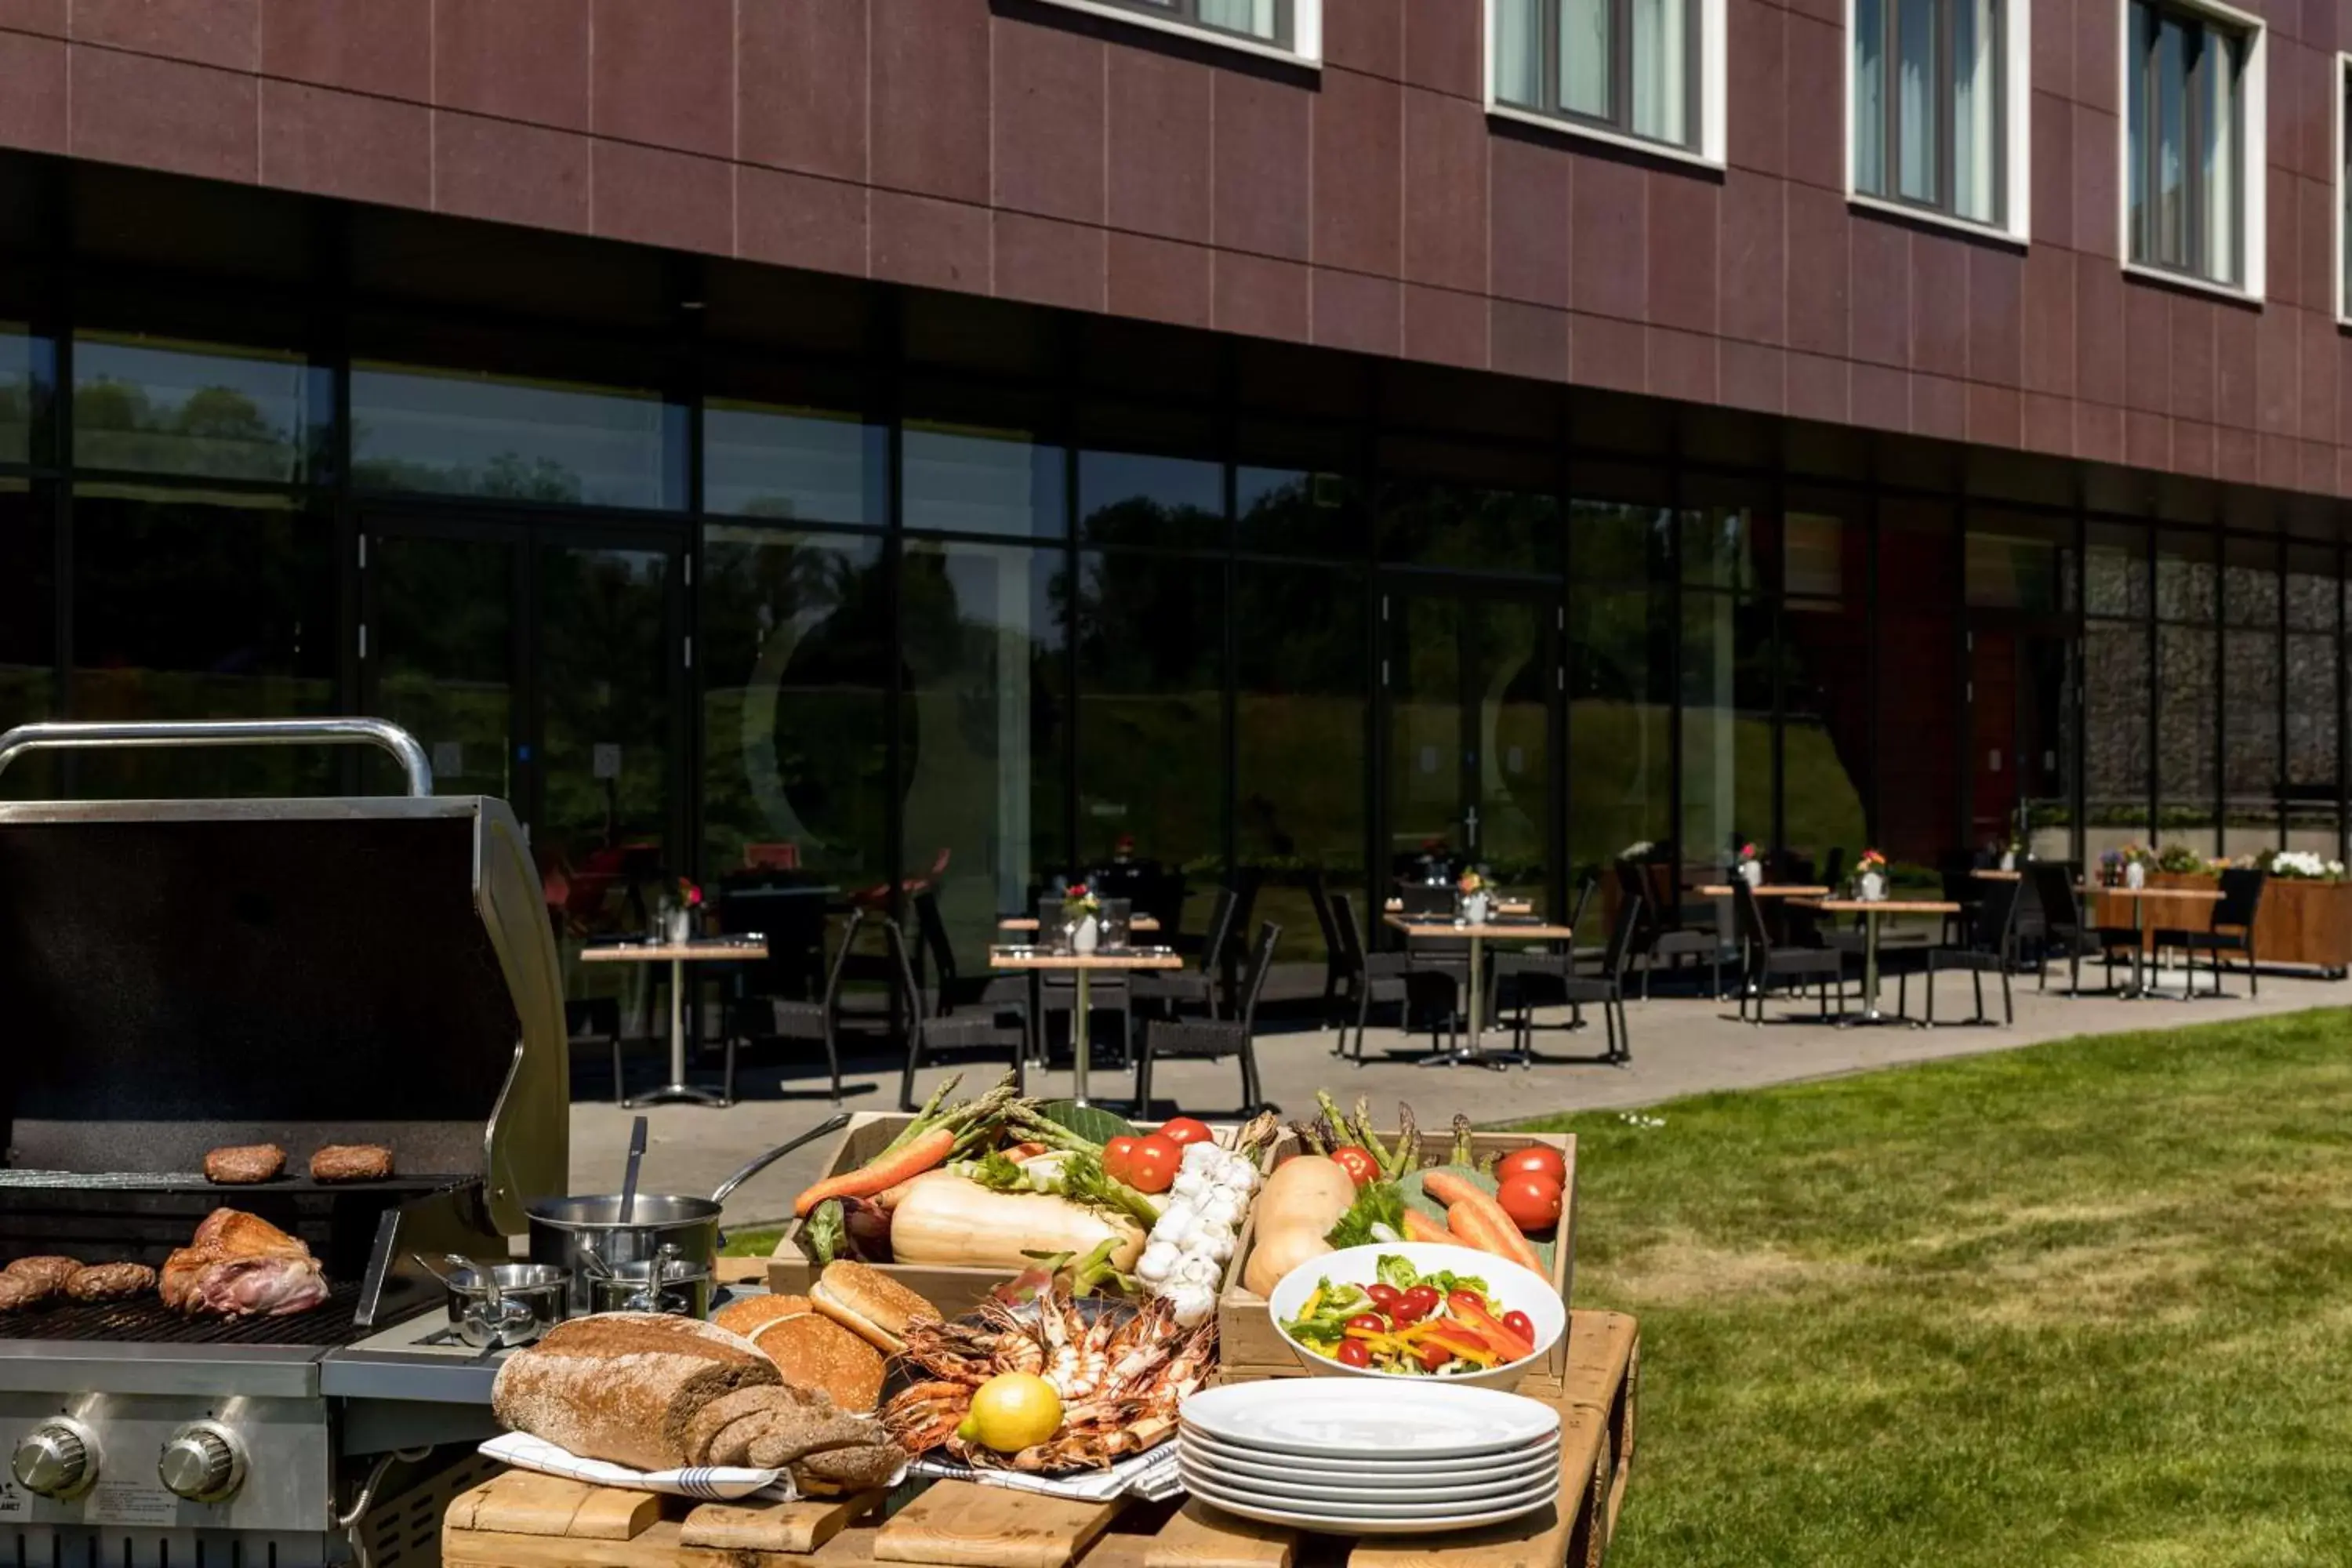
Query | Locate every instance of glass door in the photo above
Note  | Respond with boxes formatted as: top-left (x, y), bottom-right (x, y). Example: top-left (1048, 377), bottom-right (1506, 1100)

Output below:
top-left (1381, 586), bottom-right (1560, 908)
top-left (1966, 620), bottom-right (2076, 860)
top-left (361, 514), bottom-right (686, 958)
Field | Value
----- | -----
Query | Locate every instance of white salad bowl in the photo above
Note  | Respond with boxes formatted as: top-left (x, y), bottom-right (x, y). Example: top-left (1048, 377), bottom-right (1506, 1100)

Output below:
top-left (1265, 1241), bottom-right (1565, 1392)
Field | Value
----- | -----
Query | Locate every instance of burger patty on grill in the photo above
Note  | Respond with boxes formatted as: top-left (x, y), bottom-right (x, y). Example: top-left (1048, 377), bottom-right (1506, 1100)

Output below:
top-left (309, 1144), bottom-right (394, 1183)
top-left (204, 1145), bottom-right (286, 1184)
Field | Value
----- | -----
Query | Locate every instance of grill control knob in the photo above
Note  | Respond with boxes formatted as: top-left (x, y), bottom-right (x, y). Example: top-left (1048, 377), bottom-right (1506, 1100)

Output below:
top-left (158, 1422), bottom-right (244, 1503)
top-left (13, 1421), bottom-right (95, 1499)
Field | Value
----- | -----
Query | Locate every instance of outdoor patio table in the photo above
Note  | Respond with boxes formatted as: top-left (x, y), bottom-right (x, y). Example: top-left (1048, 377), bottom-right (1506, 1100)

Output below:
top-left (1384, 914), bottom-right (1575, 1068)
top-left (1806, 900), bottom-right (1958, 1025)
top-left (1383, 897), bottom-right (1534, 916)
top-left (2098, 884), bottom-right (2227, 998)
top-left (1692, 884), bottom-right (1832, 898)
top-left (580, 935), bottom-right (769, 1108)
top-left (989, 946), bottom-right (1184, 1107)
top-left (997, 913), bottom-right (1160, 933)
top-left (1972, 868), bottom-right (2025, 880)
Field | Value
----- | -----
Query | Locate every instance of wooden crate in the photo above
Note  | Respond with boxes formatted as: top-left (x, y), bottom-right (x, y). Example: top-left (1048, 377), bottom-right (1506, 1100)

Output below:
top-left (443, 1310), bottom-right (1639, 1568)
top-left (2089, 871), bottom-right (2352, 975)
top-left (768, 1113), bottom-right (1276, 1320)
top-left (1217, 1131), bottom-right (1577, 1395)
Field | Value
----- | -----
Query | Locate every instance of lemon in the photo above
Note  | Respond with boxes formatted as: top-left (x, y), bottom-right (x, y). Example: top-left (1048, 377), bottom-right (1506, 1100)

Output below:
top-left (966, 1373), bottom-right (1062, 1453)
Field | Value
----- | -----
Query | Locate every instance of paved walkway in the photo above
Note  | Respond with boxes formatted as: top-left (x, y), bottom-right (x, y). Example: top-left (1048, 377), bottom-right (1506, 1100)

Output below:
top-left (569, 962), bottom-right (2352, 1225)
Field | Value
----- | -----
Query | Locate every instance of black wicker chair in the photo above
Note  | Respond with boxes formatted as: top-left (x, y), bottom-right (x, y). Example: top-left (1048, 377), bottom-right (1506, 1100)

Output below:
top-left (1330, 893), bottom-right (1459, 1063)
top-left (887, 917), bottom-right (1029, 1111)
top-left (1138, 921), bottom-right (1280, 1116)
top-left (1733, 880), bottom-right (1847, 1022)
top-left (2030, 862), bottom-right (2139, 993)
top-left (1900, 877), bottom-right (2020, 1025)
top-left (1508, 887), bottom-right (1642, 1065)
top-left (2153, 866), bottom-right (2267, 996)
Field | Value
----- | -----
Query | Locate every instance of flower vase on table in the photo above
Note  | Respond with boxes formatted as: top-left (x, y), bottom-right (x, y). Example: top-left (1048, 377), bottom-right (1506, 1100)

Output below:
top-left (1062, 884), bottom-right (1102, 955)
top-left (2125, 861), bottom-right (2147, 891)
top-left (1856, 848), bottom-right (1888, 902)
top-left (664, 876), bottom-right (704, 945)
top-left (1457, 868), bottom-right (1491, 926)
top-left (1736, 842), bottom-right (1763, 889)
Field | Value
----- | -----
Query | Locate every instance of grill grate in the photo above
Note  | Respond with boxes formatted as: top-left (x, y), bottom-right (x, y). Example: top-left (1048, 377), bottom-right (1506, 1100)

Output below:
top-left (0, 1169), bottom-right (463, 1193)
top-left (0, 1279), bottom-right (369, 1346)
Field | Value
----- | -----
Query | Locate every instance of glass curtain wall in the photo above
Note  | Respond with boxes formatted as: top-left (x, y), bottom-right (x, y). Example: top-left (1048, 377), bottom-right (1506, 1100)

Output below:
top-left (2084, 521), bottom-right (2153, 855)
top-left (1678, 488), bottom-right (1774, 880)
top-left (1566, 468), bottom-right (1674, 897)
top-left (2155, 527), bottom-right (2219, 856)
top-left (1776, 503), bottom-right (1871, 882)
top-left (1875, 499), bottom-right (1960, 884)
top-left (2285, 543), bottom-right (2341, 855)
top-left (2220, 534), bottom-right (2280, 853)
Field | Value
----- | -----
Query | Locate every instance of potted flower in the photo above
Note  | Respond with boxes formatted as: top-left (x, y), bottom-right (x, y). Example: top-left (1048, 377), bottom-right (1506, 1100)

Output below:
top-left (1457, 867), bottom-right (1491, 926)
top-left (1856, 849), bottom-right (1888, 902)
top-left (1736, 841), bottom-right (1764, 890)
top-left (1062, 883), bottom-right (1102, 954)
top-left (2156, 842), bottom-right (2213, 876)
top-left (2261, 849), bottom-right (2346, 881)
top-left (666, 877), bottom-right (703, 945)
top-left (2117, 844), bottom-right (2153, 891)
top-left (1998, 833), bottom-right (2024, 873)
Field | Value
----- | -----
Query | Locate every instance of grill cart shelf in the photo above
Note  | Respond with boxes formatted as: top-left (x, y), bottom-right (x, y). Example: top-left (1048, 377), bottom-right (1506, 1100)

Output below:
top-left (442, 1311), bottom-right (1638, 1568)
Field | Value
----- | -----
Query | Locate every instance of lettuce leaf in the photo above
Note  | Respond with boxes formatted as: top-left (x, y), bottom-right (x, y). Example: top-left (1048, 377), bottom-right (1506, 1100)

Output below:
top-left (1326, 1181), bottom-right (1406, 1248)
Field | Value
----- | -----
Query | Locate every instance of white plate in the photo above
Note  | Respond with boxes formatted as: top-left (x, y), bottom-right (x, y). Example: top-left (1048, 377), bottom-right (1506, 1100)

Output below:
top-left (1179, 1457), bottom-right (1557, 1507)
top-left (1179, 1380), bottom-right (1560, 1458)
top-left (1181, 1464), bottom-right (1559, 1519)
top-left (1183, 1477), bottom-right (1559, 1535)
top-left (1185, 1439), bottom-right (1552, 1486)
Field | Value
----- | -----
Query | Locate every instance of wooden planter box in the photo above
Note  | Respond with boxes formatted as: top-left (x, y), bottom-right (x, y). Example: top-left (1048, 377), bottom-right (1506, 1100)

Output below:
top-left (1217, 1129), bottom-right (1577, 1396)
top-left (2089, 872), bottom-right (2352, 976)
top-left (765, 1112), bottom-right (1274, 1318)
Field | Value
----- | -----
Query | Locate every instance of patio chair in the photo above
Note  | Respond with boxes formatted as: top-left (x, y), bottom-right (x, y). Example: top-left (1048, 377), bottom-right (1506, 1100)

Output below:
top-left (568, 998), bottom-right (625, 1105)
top-left (1138, 921), bottom-right (1280, 1116)
top-left (1330, 892), bottom-right (1461, 1063)
top-left (887, 917), bottom-right (1029, 1111)
top-left (1733, 880), bottom-right (1848, 1023)
top-left (913, 889), bottom-right (1027, 1014)
top-left (2030, 862), bottom-right (2139, 993)
top-left (1306, 871), bottom-right (1345, 1025)
top-left (1508, 887), bottom-right (1642, 1065)
top-left (1900, 877), bottom-right (2020, 1026)
top-left (2153, 867), bottom-right (2266, 997)
top-left (733, 908), bottom-right (866, 1106)
top-left (1131, 886), bottom-right (1238, 1018)
top-left (1493, 873), bottom-right (1599, 1033)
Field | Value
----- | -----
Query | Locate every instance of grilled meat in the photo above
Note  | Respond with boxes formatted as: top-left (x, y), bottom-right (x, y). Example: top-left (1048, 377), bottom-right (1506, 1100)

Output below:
top-left (162, 1208), bottom-right (328, 1317)
top-left (65, 1262), bottom-right (156, 1302)
top-left (204, 1145), bottom-right (286, 1184)
top-left (309, 1144), bottom-right (393, 1182)
top-left (0, 1274), bottom-right (45, 1311)
top-left (4, 1256), bottom-right (82, 1298)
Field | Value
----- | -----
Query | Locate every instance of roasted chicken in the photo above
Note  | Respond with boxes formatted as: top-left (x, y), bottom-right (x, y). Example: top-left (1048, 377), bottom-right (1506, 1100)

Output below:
top-left (161, 1208), bottom-right (328, 1317)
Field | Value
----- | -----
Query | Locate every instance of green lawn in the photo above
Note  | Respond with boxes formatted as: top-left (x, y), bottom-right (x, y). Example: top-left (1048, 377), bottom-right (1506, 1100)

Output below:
top-left (1515, 1008), bottom-right (2352, 1567)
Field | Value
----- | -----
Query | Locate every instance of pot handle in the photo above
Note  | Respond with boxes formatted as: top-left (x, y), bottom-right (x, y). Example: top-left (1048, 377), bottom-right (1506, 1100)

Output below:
top-left (709, 1112), bottom-right (851, 1208)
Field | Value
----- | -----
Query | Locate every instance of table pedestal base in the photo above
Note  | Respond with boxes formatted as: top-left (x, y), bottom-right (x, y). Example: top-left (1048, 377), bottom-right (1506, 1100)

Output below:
top-left (626, 1082), bottom-right (731, 1109)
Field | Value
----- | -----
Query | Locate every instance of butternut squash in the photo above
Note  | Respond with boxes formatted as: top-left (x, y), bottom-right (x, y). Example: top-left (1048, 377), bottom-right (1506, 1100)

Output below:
top-left (1240, 1156), bottom-right (1358, 1297)
top-left (888, 1175), bottom-right (1145, 1271)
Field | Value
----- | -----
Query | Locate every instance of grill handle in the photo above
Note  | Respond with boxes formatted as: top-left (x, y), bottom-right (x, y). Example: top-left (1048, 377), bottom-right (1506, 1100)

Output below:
top-left (0, 717), bottom-right (435, 797)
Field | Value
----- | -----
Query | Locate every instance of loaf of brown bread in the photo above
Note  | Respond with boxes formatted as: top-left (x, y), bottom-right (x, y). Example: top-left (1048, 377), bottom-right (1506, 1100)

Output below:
top-left (682, 1385), bottom-right (823, 1466)
top-left (491, 1312), bottom-right (779, 1471)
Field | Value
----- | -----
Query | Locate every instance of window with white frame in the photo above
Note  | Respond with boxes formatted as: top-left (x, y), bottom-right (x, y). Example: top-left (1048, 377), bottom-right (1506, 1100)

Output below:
top-left (1058, 0), bottom-right (1312, 56)
top-left (1491, 0), bottom-right (1724, 158)
top-left (2125, 0), bottom-right (2259, 290)
top-left (1852, 0), bottom-right (2016, 230)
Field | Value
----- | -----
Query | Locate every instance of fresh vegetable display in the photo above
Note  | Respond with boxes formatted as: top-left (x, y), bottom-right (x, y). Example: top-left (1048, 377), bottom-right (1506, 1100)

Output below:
top-left (1279, 1254), bottom-right (1537, 1375)
top-left (1133, 1139), bottom-right (1261, 1326)
top-left (1239, 1154), bottom-right (1357, 1296)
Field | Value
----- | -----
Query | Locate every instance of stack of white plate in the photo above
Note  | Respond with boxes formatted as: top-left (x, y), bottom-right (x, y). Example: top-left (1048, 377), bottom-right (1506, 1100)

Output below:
top-left (1177, 1380), bottom-right (1561, 1535)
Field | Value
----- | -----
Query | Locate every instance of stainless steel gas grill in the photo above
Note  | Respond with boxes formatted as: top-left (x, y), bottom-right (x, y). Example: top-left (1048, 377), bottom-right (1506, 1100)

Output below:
top-left (0, 719), bottom-right (568, 1567)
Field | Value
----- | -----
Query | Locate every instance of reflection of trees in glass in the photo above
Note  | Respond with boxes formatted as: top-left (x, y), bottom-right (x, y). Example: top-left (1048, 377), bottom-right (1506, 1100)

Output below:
top-left (700, 533), bottom-right (892, 877)
top-left (1378, 480), bottom-right (1560, 574)
top-left (537, 549), bottom-right (670, 892)
top-left (1073, 549), bottom-right (1221, 877)
top-left (351, 439), bottom-right (586, 504)
top-left (74, 379), bottom-right (315, 482)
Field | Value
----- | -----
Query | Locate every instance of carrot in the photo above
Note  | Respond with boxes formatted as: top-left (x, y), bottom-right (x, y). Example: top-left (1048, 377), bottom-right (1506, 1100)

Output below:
top-left (1422, 1169), bottom-right (1545, 1274)
top-left (793, 1126), bottom-right (956, 1217)
top-left (1401, 1208), bottom-right (1453, 1245)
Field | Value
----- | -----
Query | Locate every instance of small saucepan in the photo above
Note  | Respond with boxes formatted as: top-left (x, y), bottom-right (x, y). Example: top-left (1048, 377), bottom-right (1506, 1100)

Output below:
top-left (586, 1243), bottom-right (712, 1319)
top-left (422, 1258), bottom-right (569, 1349)
top-left (524, 1112), bottom-right (849, 1317)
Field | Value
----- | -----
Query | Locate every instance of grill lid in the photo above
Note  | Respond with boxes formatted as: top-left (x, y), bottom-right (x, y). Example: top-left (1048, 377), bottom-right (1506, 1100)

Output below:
top-left (0, 720), bottom-right (566, 1233)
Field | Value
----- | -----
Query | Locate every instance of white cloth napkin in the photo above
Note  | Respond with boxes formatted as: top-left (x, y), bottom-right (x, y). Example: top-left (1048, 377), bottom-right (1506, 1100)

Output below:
top-left (908, 1441), bottom-right (1184, 1503)
top-left (479, 1432), bottom-right (798, 1502)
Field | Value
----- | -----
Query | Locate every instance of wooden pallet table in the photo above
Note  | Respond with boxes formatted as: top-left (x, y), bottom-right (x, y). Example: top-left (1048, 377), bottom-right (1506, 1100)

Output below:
top-left (443, 1312), bottom-right (1639, 1568)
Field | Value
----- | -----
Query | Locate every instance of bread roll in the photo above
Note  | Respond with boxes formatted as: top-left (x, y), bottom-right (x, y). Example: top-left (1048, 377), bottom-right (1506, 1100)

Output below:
top-left (811, 1261), bottom-right (937, 1354)
top-left (750, 1313), bottom-right (885, 1413)
top-left (712, 1293), bottom-right (812, 1337)
top-left (492, 1312), bottom-right (779, 1471)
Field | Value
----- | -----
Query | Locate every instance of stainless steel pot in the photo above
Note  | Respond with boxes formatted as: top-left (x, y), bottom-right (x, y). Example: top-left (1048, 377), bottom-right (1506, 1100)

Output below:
top-left (525, 1112), bottom-right (849, 1316)
top-left (586, 1243), bottom-right (712, 1319)
top-left (430, 1260), bottom-right (570, 1348)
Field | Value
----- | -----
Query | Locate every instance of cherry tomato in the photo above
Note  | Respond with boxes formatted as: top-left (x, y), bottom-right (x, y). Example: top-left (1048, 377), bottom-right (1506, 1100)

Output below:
top-left (1344, 1314), bottom-right (1387, 1335)
top-left (1503, 1310), bottom-right (1536, 1342)
top-left (1330, 1146), bottom-right (1378, 1186)
top-left (1123, 1134), bottom-right (1182, 1194)
top-left (1415, 1343), bottom-right (1452, 1372)
top-left (1364, 1283), bottom-right (1403, 1314)
top-left (1335, 1338), bottom-right (1372, 1368)
top-left (1102, 1136), bottom-right (1137, 1184)
top-left (1392, 1285), bottom-right (1440, 1324)
top-left (1495, 1174), bottom-right (1563, 1232)
top-left (1497, 1145), bottom-right (1566, 1186)
top-left (1158, 1116), bottom-right (1214, 1149)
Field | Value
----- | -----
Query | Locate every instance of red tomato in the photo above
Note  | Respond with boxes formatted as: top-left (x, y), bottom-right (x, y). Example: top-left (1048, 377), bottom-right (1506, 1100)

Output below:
top-left (1503, 1310), bottom-right (1535, 1342)
top-left (1336, 1338), bottom-right (1372, 1367)
top-left (1102, 1136), bottom-right (1137, 1184)
top-left (1158, 1116), bottom-right (1214, 1149)
top-left (1124, 1134), bottom-right (1182, 1194)
top-left (1364, 1283), bottom-right (1403, 1314)
top-left (1330, 1146), bottom-right (1378, 1186)
top-left (1344, 1314), bottom-right (1387, 1335)
top-left (1392, 1285), bottom-right (1440, 1324)
top-left (1497, 1146), bottom-right (1566, 1186)
top-left (1415, 1343), bottom-right (1452, 1372)
top-left (1496, 1174), bottom-right (1563, 1231)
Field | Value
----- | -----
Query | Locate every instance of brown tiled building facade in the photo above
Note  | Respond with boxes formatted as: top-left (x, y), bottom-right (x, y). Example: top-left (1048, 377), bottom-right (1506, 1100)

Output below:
top-left (0, 0), bottom-right (2343, 493)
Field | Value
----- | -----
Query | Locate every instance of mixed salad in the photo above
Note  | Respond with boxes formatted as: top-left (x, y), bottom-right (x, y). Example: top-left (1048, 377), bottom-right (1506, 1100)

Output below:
top-left (1280, 1254), bottom-right (1538, 1374)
